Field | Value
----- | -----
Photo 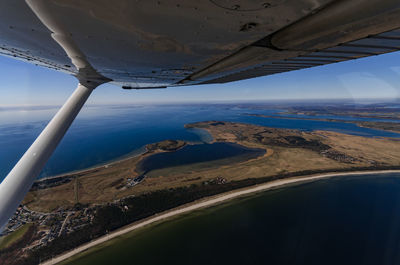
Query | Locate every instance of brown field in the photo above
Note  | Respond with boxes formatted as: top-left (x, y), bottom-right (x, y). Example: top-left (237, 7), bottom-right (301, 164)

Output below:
top-left (23, 121), bottom-right (400, 212)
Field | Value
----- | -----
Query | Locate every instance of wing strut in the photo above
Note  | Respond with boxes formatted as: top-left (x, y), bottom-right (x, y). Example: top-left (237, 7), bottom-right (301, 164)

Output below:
top-left (0, 82), bottom-right (98, 230)
top-left (0, 0), bottom-right (110, 230)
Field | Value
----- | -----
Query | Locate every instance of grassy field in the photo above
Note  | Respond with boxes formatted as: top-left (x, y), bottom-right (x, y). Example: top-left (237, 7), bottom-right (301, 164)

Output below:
top-left (0, 223), bottom-right (32, 250)
top-left (23, 121), bottom-right (400, 212)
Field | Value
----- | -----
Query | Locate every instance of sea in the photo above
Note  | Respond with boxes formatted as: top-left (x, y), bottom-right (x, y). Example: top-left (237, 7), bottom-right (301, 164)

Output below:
top-left (1, 103), bottom-right (400, 182)
top-left (62, 173), bottom-right (400, 265)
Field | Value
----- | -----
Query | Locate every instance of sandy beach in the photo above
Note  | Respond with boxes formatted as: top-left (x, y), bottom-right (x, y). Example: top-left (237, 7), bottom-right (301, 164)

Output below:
top-left (41, 169), bottom-right (400, 265)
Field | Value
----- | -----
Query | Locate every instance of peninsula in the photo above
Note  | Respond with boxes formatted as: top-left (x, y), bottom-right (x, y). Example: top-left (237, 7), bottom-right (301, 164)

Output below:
top-left (2, 121), bottom-right (400, 264)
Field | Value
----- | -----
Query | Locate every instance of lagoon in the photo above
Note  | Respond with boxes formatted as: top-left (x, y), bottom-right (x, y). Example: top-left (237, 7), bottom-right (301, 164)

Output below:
top-left (137, 142), bottom-right (266, 174)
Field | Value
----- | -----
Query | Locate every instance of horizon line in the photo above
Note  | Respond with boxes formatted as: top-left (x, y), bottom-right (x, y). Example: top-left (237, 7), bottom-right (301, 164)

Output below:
top-left (1, 97), bottom-right (399, 108)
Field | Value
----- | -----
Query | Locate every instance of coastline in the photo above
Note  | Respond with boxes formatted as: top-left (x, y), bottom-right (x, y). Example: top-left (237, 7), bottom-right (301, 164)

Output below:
top-left (42, 169), bottom-right (400, 265)
top-left (35, 146), bottom-right (147, 183)
top-left (35, 128), bottom-right (212, 183)
top-left (244, 113), bottom-right (400, 136)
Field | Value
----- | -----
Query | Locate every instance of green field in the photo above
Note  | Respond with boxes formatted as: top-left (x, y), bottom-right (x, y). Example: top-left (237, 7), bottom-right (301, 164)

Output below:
top-left (0, 223), bottom-right (32, 250)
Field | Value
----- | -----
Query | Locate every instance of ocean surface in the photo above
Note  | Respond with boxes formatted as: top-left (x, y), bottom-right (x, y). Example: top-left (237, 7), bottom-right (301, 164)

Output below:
top-left (1, 104), bottom-right (400, 181)
top-left (62, 173), bottom-right (400, 265)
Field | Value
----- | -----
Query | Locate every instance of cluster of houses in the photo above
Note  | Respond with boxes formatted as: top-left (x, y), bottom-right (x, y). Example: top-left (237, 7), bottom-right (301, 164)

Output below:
top-left (1, 205), bottom-right (95, 250)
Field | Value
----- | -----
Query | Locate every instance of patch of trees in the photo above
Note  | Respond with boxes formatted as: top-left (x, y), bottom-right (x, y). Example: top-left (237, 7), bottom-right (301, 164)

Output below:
top-left (30, 176), bottom-right (74, 191)
top-left (251, 133), bottom-right (331, 152)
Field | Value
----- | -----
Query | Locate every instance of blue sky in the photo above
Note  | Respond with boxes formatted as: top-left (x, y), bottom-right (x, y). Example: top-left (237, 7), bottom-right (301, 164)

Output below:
top-left (1, 51), bottom-right (400, 106)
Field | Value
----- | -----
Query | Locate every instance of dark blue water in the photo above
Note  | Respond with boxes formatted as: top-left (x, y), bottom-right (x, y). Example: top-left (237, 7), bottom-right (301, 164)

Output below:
top-left (137, 142), bottom-right (265, 173)
top-left (1, 104), bottom-right (400, 181)
top-left (64, 173), bottom-right (400, 265)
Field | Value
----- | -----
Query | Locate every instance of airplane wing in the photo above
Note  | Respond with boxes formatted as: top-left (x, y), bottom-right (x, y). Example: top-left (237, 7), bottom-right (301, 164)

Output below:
top-left (1, 0), bottom-right (400, 89)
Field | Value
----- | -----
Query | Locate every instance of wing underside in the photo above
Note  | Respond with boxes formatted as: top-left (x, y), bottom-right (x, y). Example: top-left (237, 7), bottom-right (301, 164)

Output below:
top-left (199, 29), bottom-right (400, 84)
top-left (1, 0), bottom-right (400, 88)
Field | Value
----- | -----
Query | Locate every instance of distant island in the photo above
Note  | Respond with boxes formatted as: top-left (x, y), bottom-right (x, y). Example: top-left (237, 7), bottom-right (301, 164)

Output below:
top-left (2, 120), bottom-right (400, 264)
top-left (245, 113), bottom-right (400, 133)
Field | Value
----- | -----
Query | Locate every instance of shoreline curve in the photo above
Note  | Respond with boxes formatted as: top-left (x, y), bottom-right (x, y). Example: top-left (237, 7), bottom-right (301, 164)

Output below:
top-left (42, 169), bottom-right (400, 265)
